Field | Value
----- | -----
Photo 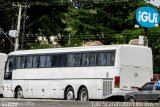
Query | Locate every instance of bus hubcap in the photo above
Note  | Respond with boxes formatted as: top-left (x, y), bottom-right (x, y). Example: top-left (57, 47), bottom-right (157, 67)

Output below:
top-left (81, 91), bottom-right (88, 101)
top-left (129, 98), bottom-right (135, 102)
top-left (67, 91), bottom-right (74, 100)
top-left (17, 89), bottom-right (23, 98)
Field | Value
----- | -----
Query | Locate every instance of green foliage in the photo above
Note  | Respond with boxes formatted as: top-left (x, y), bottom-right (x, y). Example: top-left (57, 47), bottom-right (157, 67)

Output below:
top-left (0, 7), bottom-right (17, 31)
top-left (28, 15), bottom-right (54, 35)
top-left (27, 5), bottom-right (67, 36)
top-left (1, 0), bottom-right (160, 73)
top-left (148, 27), bottom-right (160, 73)
top-left (114, 29), bottom-right (144, 44)
top-left (26, 43), bottom-right (57, 49)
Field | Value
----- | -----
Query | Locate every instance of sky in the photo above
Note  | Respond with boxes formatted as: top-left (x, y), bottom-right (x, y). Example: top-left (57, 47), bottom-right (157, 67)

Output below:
top-left (148, 0), bottom-right (160, 7)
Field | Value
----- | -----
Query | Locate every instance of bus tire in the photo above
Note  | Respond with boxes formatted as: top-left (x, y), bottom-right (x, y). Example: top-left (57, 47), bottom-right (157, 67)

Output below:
top-left (78, 87), bottom-right (89, 101)
top-left (65, 87), bottom-right (75, 100)
top-left (16, 87), bottom-right (23, 99)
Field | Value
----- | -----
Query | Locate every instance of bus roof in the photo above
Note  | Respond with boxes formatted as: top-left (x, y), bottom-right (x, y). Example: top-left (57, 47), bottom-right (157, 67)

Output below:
top-left (8, 45), bottom-right (150, 56)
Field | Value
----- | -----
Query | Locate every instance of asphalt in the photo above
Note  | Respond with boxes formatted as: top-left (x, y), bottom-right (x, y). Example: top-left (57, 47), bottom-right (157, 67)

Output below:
top-left (0, 98), bottom-right (160, 107)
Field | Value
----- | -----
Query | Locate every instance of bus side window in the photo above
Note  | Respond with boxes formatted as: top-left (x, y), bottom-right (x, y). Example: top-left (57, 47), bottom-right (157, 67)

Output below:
top-left (97, 52), bottom-right (106, 66)
top-left (16, 57), bottom-right (21, 69)
top-left (73, 53), bottom-right (81, 67)
top-left (26, 56), bottom-right (33, 68)
top-left (60, 54), bottom-right (67, 67)
top-left (89, 53), bottom-right (97, 66)
top-left (39, 56), bottom-right (46, 68)
top-left (21, 56), bottom-right (26, 68)
top-left (52, 55), bottom-right (60, 67)
top-left (46, 56), bottom-right (52, 67)
top-left (32, 56), bottom-right (39, 68)
top-left (108, 52), bottom-right (115, 66)
top-left (67, 54), bottom-right (74, 67)
top-left (81, 53), bottom-right (90, 66)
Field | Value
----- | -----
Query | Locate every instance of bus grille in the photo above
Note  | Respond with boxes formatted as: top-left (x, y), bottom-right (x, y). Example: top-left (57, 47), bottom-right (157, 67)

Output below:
top-left (103, 80), bottom-right (112, 96)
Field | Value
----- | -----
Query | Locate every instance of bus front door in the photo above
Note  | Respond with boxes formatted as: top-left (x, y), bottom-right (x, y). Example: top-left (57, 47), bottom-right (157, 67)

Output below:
top-left (3, 57), bottom-right (14, 97)
top-left (4, 57), bottom-right (14, 80)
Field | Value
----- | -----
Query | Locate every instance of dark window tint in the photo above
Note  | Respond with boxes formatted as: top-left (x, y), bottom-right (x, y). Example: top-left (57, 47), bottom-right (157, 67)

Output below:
top-left (110, 52), bottom-right (115, 66)
top-left (89, 53), bottom-right (97, 66)
top-left (21, 56), bottom-right (26, 68)
top-left (141, 83), bottom-right (154, 91)
top-left (32, 56), bottom-right (39, 68)
top-left (52, 55), bottom-right (60, 67)
top-left (12, 50), bottom-right (115, 69)
top-left (81, 53), bottom-right (90, 66)
top-left (46, 56), bottom-right (52, 67)
top-left (97, 52), bottom-right (106, 66)
top-left (60, 54), bottom-right (67, 67)
top-left (8, 57), bottom-right (14, 70)
top-left (67, 54), bottom-right (74, 67)
top-left (4, 57), bottom-right (14, 79)
top-left (16, 57), bottom-right (21, 68)
top-left (96, 51), bottom-right (115, 66)
top-left (39, 56), bottom-right (46, 68)
top-left (26, 56), bottom-right (33, 68)
top-left (67, 53), bottom-right (81, 67)
top-left (73, 53), bottom-right (81, 66)
top-left (106, 52), bottom-right (115, 66)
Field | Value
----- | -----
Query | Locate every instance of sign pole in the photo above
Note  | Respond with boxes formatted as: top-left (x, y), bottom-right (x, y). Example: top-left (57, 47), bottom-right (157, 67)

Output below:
top-left (144, 28), bottom-right (148, 46)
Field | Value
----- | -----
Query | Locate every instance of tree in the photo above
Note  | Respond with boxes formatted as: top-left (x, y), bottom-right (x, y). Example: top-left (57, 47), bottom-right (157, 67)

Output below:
top-left (1, 0), bottom-right (160, 73)
top-left (148, 27), bottom-right (160, 73)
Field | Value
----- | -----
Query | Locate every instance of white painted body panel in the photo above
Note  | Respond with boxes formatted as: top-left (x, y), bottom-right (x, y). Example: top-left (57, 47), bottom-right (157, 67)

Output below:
top-left (116, 45), bottom-right (153, 92)
top-left (0, 53), bottom-right (7, 94)
top-left (3, 45), bottom-right (153, 99)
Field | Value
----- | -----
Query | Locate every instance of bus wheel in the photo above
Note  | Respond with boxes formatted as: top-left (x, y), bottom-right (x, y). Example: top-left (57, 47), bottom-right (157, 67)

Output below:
top-left (65, 87), bottom-right (75, 100)
top-left (128, 97), bottom-right (136, 102)
top-left (78, 87), bottom-right (89, 101)
top-left (16, 87), bottom-right (23, 99)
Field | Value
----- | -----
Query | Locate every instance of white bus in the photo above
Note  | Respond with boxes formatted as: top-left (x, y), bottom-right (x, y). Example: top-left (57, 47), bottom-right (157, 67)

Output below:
top-left (3, 45), bottom-right (153, 100)
top-left (0, 53), bottom-right (7, 95)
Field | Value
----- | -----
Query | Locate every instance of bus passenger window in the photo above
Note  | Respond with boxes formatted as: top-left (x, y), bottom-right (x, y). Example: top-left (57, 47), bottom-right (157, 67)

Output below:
top-left (81, 53), bottom-right (90, 66)
top-left (16, 57), bottom-right (21, 69)
top-left (39, 56), bottom-right (46, 68)
top-left (60, 54), bottom-right (67, 67)
top-left (21, 56), bottom-right (26, 68)
top-left (46, 56), bottom-right (52, 67)
top-left (32, 56), bottom-right (39, 68)
top-left (73, 53), bottom-right (81, 66)
top-left (52, 55), bottom-right (60, 67)
top-left (67, 54), bottom-right (74, 67)
top-left (107, 52), bottom-right (115, 66)
top-left (26, 56), bottom-right (33, 68)
top-left (97, 52), bottom-right (106, 66)
top-left (89, 53), bottom-right (97, 66)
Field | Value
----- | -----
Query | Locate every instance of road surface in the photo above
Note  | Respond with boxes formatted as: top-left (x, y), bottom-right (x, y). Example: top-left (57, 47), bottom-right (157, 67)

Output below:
top-left (0, 98), bottom-right (160, 107)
